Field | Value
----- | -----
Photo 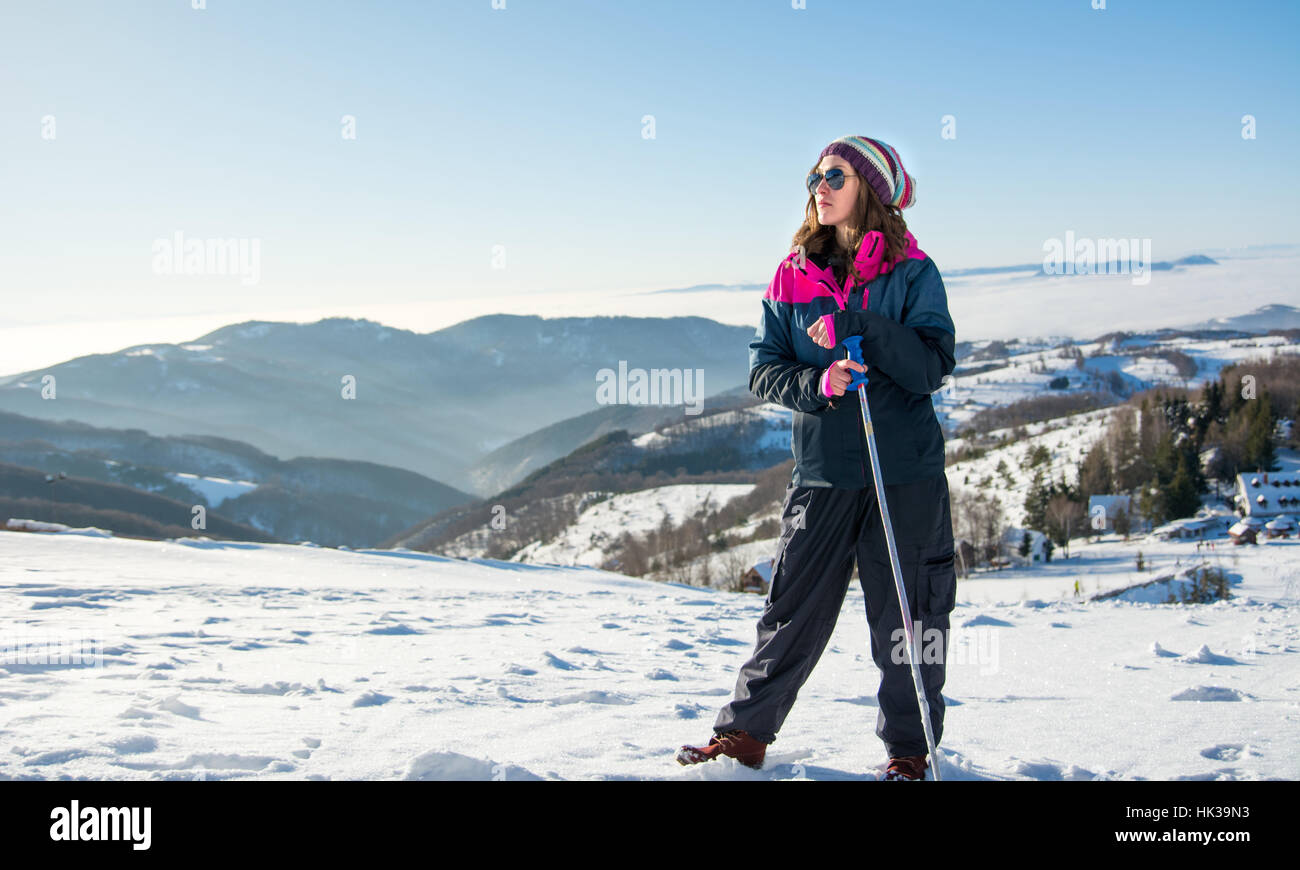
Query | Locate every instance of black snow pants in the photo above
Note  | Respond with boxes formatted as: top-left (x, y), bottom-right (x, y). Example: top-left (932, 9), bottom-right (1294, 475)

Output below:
top-left (714, 473), bottom-right (957, 758)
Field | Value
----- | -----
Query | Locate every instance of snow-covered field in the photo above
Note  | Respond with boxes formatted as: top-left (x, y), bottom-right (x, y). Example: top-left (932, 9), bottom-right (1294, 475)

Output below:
top-left (2, 525), bottom-right (1295, 781)
top-left (934, 332), bottom-right (1300, 433)
top-left (168, 472), bottom-right (258, 508)
top-left (632, 404), bottom-right (792, 455)
top-left (944, 408), bottom-right (1117, 528)
top-left (510, 483), bottom-right (756, 568)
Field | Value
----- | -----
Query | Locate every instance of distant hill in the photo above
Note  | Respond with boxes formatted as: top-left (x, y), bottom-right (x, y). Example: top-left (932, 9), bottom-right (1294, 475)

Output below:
top-left (0, 460), bottom-right (278, 543)
top-left (0, 410), bottom-right (474, 547)
top-left (466, 381), bottom-right (757, 495)
top-left (385, 398), bottom-right (793, 555)
top-left (0, 315), bottom-right (754, 496)
top-left (1179, 303), bottom-right (1300, 334)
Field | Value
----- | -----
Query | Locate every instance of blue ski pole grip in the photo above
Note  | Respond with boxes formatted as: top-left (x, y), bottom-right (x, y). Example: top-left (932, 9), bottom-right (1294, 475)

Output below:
top-left (840, 335), bottom-right (869, 391)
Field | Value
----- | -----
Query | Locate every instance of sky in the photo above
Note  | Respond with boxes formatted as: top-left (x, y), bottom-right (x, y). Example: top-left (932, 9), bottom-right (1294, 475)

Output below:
top-left (0, 0), bottom-right (1297, 375)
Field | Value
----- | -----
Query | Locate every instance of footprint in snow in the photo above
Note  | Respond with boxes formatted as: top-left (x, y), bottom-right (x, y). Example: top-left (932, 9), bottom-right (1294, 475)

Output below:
top-left (107, 734), bottom-right (159, 755)
top-left (548, 690), bottom-right (635, 706)
top-left (367, 623), bottom-right (420, 635)
top-left (403, 750), bottom-right (547, 781)
top-left (352, 690), bottom-right (392, 707)
top-left (1177, 644), bottom-right (1240, 665)
top-left (542, 651), bottom-right (579, 670)
top-left (1170, 685), bottom-right (1250, 702)
top-left (961, 614), bottom-right (1014, 628)
top-left (1200, 743), bottom-right (1260, 762)
top-left (153, 694), bottom-right (203, 720)
top-left (1008, 759), bottom-right (1068, 780)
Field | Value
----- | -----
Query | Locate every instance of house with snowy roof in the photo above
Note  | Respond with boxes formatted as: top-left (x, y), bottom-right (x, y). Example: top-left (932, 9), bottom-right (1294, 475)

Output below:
top-left (1228, 516), bottom-right (1266, 544)
top-left (1263, 515), bottom-right (1296, 539)
top-left (741, 557), bottom-right (774, 594)
top-left (1148, 516), bottom-right (1226, 541)
top-left (1002, 527), bottom-right (1047, 565)
top-left (1234, 471), bottom-right (1300, 518)
top-left (1086, 494), bottom-right (1143, 532)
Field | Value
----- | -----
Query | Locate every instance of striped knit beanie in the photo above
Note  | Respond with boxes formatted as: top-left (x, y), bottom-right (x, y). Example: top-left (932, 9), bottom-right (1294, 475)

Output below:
top-left (818, 135), bottom-right (916, 210)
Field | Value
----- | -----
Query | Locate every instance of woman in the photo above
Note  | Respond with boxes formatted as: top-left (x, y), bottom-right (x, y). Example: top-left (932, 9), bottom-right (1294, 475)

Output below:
top-left (677, 135), bottom-right (957, 781)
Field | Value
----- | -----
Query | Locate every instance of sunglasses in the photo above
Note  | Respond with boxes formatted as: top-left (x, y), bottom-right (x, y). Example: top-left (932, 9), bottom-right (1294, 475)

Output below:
top-left (806, 167), bottom-right (859, 195)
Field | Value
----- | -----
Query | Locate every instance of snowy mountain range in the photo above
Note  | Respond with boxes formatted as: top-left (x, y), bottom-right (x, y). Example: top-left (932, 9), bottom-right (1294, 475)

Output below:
top-left (0, 315), bottom-right (753, 497)
top-left (2, 243), bottom-right (1297, 553)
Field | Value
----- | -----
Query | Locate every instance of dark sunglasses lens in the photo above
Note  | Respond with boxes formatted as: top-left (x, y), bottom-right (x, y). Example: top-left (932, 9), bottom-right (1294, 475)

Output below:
top-left (808, 169), bottom-right (846, 194)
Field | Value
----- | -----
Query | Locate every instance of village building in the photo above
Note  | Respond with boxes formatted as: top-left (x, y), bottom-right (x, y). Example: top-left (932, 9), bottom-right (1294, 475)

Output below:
top-left (1086, 494), bottom-right (1146, 533)
top-left (739, 558), bottom-right (773, 594)
top-left (1234, 471), bottom-right (1300, 519)
top-left (1228, 516), bottom-right (1267, 545)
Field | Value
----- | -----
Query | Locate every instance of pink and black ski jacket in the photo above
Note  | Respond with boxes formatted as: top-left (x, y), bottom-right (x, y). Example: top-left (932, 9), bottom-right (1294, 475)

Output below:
top-left (748, 230), bottom-right (956, 488)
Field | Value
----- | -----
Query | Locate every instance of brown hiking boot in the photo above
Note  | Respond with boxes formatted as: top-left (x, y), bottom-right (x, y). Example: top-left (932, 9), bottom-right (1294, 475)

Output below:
top-left (676, 729), bottom-right (766, 769)
top-left (880, 755), bottom-right (929, 781)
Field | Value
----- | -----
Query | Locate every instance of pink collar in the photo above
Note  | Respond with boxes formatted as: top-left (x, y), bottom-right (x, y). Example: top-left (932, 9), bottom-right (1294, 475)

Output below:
top-left (846, 230), bottom-right (924, 292)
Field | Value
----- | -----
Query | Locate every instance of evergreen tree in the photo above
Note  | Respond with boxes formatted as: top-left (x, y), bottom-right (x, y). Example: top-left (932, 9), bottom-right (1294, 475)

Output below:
top-left (996, 458), bottom-right (1015, 487)
top-left (1137, 478), bottom-right (1163, 528)
top-left (1164, 452), bottom-right (1201, 519)
top-left (1113, 506), bottom-right (1131, 540)
top-left (1107, 407), bottom-right (1146, 493)
top-left (1244, 392), bottom-right (1278, 471)
top-left (1151, 431), bottom-right (1179, 488)
top-left (1024, 468), bottom-right (1050, 532)
top-left (1202, 378), bottom-right (1224, 424)
top-left (1077, 440), bottom-right (1114, 497)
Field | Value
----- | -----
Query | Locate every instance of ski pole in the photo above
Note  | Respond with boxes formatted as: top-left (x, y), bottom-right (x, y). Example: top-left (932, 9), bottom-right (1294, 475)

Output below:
top-left (840, 335), bottom-right (942, 781)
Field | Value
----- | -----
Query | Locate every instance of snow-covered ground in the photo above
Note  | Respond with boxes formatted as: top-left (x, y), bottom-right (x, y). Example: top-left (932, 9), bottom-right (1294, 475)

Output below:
top-left (934, 332), bottom-right (1299, 433)
top-left (510, 483), bottom-right (756, 568)
top-left (168, 472), bottom-right (258, 508)
top-left (944, 408), bottom-right (1117, 529)
top-left (632, 404), bottom-right (791, 455)
top-left (1, 524), bottom-right (1295, 781)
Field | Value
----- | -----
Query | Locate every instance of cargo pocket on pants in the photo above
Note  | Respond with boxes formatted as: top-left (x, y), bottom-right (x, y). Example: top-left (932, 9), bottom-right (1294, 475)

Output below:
top-left (919, 543), bottom-right (956, 615)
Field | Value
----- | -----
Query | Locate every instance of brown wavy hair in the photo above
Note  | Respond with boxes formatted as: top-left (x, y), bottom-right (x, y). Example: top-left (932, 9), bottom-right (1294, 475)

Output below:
top-left (790, 161), bottom-right (910, 287)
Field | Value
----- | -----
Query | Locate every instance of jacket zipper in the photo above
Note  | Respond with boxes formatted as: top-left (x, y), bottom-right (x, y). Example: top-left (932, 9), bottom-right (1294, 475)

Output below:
top-left (848, 285), bottom-right (867, 488)
top-left (819, 259), bottom-right (868, 488)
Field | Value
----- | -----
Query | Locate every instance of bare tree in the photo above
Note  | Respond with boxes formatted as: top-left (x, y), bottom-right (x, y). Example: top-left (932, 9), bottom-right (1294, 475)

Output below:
top-left (719, 547), bottom-right (750, 593)
top-left (1046, 494), bottom-right (1085, 559)
top-left (950, 488), bottom-right (1005, 568)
